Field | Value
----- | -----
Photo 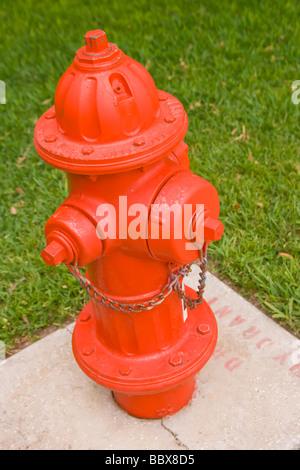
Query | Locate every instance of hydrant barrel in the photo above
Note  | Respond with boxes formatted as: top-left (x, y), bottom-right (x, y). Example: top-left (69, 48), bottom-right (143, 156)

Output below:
top-left (34, 30), bottom-right (224, 419)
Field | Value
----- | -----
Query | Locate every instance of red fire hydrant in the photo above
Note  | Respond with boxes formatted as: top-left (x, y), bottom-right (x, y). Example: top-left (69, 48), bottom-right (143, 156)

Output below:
top-left (34, 30), bottom-right (224, 418)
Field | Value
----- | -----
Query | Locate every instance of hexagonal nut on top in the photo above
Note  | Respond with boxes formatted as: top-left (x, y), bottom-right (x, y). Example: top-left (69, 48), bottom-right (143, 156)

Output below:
top-left (84, 30), bottom-right (108, 53)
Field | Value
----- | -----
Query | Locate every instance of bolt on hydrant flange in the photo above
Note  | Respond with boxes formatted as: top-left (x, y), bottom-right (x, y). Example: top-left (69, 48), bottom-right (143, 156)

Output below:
top-left (34, 29), bottom-right (224, 419)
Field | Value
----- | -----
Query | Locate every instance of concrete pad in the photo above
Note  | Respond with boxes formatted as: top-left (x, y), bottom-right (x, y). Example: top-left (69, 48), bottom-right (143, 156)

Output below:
top-left (0, 267), bottom-right (299, 450)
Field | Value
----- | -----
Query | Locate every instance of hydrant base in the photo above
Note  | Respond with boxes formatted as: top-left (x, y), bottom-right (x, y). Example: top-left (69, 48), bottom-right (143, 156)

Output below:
top-left (112, 377), bottom-right (196, 419)
top-left (72, 285), bottom-right (218, 418)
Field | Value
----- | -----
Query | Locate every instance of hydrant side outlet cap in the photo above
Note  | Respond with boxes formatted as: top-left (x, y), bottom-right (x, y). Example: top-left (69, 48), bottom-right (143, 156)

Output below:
top-left (34, 30), bottom-right (188, 175)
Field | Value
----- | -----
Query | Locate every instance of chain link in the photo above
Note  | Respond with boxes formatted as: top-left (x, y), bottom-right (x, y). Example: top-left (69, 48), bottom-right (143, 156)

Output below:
top-left (66, 245), bottom-right (207, 313)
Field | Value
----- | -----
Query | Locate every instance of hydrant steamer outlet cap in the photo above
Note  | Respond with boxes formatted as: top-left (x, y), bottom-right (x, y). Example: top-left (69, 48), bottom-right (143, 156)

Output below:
top-left (34, 30), bottom-right (188, 175)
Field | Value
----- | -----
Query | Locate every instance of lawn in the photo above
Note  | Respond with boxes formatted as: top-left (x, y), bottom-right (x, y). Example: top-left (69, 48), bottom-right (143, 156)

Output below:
top-left (0, 0), bottom-right (299, 353)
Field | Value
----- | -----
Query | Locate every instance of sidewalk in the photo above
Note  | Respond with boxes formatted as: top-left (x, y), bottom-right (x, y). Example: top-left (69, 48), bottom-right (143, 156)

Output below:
top-left (0, 266), bottom-right (299, 450)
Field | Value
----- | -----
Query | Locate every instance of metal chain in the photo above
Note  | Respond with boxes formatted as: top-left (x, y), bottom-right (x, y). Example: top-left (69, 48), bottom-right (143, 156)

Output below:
top-left (170, 243), bottom-right (208, 310)
top-left (66, 245), bottom-right (207, 313)
top-left (172, 256), bottom-right (208, 310)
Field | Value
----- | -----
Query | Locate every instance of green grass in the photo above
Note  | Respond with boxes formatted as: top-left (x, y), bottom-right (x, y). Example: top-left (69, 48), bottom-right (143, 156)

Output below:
top-left (0, 0), bottom-right (299, 351)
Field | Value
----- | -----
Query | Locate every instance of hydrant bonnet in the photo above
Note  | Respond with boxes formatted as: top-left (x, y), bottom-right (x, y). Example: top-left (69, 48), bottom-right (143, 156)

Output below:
top-left (34, 30), bottom-right (188, 175)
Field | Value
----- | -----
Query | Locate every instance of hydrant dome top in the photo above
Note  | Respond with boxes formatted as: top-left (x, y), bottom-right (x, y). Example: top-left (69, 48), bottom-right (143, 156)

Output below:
top-left (34, 30), bottom-right (188, 175)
